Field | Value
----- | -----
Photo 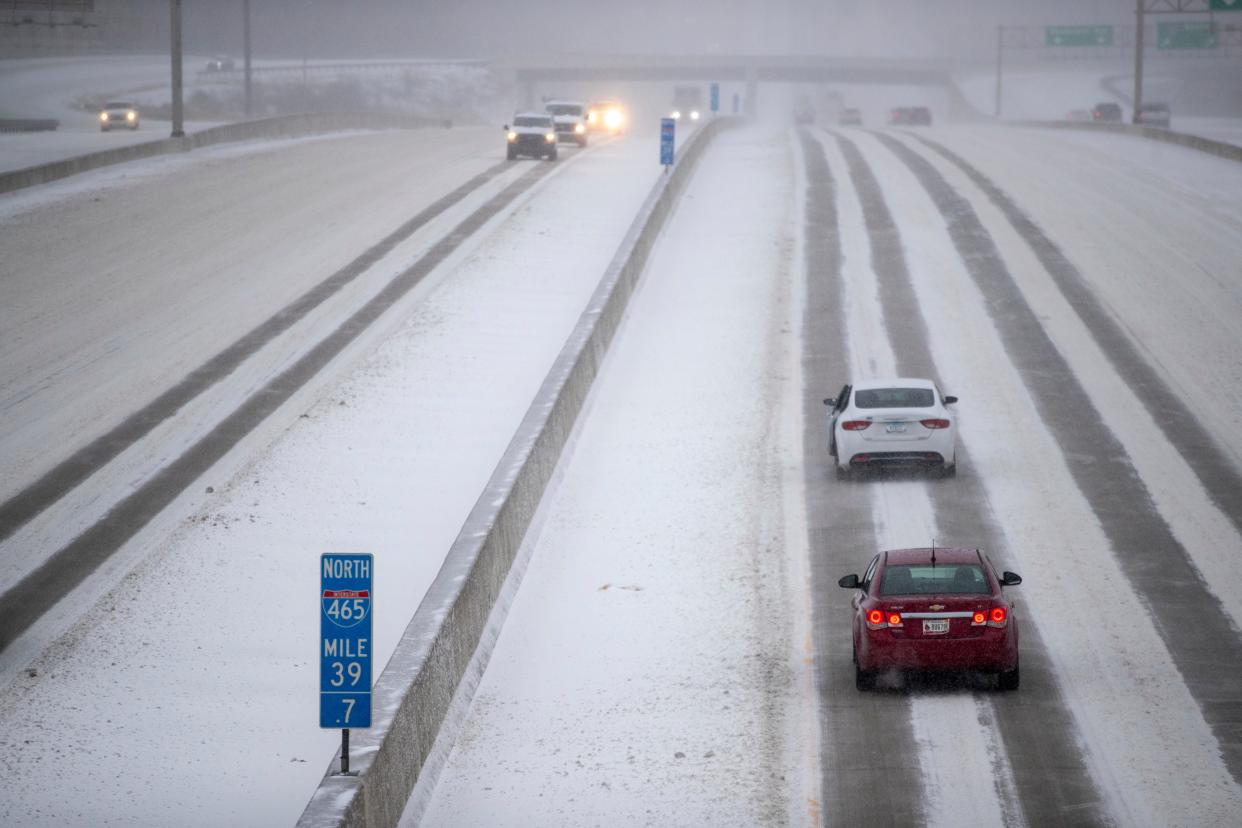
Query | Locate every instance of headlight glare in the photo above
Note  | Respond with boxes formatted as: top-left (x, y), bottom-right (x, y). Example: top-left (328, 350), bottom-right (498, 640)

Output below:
top-left (507, 131), bottom-right (517, 141)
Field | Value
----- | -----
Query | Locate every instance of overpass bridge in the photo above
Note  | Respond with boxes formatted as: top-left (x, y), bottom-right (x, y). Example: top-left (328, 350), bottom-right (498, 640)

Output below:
top-left (492, 54), bottom-right (985, 119)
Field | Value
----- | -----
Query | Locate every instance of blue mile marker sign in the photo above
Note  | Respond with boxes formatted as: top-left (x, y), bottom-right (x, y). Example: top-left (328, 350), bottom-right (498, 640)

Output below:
top-left (660, 117), bottom-right (675, 167)
top-left (320, 553), bottom-right (373, 729)
top-left (710, 82), bottom-right (720, 114)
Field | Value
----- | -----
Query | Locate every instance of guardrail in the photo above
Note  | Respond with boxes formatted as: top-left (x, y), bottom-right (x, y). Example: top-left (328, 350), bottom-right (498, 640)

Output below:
top-left (0, 118), bottom-right (59, 133)
top-left (0, 112), bottom-right (438, 196)
top-left (196, 59), bottom-right (488, 82)
top-left (1010, 119), bottom-right (1242, 162)
top-left (295, 117), bottom-right (734, 828)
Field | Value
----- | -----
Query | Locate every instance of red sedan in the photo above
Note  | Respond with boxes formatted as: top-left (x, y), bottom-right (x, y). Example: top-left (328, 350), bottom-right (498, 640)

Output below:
top-left (838, 547), bottom-right (1022, 690)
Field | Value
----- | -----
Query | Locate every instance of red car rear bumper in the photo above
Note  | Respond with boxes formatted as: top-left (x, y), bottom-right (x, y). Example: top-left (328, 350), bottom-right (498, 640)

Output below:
top-left (859, 627), bottom-right (1017, 672)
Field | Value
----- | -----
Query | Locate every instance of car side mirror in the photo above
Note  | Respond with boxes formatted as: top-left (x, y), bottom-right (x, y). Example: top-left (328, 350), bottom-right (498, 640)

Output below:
top-left (1000, 571), bottom-right (1022, 586)
top-left (823, 398), bottom-right (833, 406)
top-left (838, 574), bottom-right (860, 589)
top-left (943, 395), bottom-right (958, 404)
top-left (502, 125), bottom-right (509, 131)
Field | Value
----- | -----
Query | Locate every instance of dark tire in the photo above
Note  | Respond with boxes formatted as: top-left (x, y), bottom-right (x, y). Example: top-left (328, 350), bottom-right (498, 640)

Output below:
top-left (578, 136), bottom-right (588, 147)
top-left (855, 662), bottom-right (875, 691)
top-left (998, 661), bottom-right (1019, 691)
top-left (835, 464), bottom-right (849, 481)
top-left (940, 463), bottom-right (957, 479)
top-left (546, 149), bottom-right (558, 161)
top-left (506, 148), bottom-right (517, 161)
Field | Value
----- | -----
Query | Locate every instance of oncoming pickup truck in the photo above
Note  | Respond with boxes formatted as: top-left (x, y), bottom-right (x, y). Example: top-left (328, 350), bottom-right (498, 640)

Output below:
top-left (544, 100), bottom-right (588, 147)
top-left (504, 113), bottom-right (558, 161)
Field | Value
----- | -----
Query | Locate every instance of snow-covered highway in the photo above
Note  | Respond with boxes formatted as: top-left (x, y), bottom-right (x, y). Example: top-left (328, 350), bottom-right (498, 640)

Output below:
top-left (2, 111), bottom-right (1241, 828)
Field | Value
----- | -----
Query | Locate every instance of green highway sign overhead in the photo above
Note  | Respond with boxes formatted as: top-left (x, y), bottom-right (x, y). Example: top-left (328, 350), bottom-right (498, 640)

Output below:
top-left (1209, 0), bottom-right (1241, 12)
top-left (1046, 25), bottom-right (1114, 47)
top-left (1158, 21), bottom-right (1219, 50)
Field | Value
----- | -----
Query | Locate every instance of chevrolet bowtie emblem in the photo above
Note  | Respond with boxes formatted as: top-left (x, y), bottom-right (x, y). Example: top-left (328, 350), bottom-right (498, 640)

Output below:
top-left (929, 604), bottom-right (945, 611)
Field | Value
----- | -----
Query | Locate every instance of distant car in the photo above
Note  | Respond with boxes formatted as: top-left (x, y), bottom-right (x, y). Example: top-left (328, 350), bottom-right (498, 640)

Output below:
top-left (890, 106), bottom-right (932, 126)
top-left (99, 101), bottom-right (139, 131)
top-left (205, 55), bottom-right (235, 72)
top-left (1092, 102), bottom-right (1123, 122)
top-left (824, 378), bottom-right (958, 477)
top-left (504, 113), bottom-right (557, 161)
top-left (544, 100), bottom-right (589, 146)
top-left (1065, 109), bottom-right (1093, 122)
top-left (586, 100), bottom-right (625, 133)
top-left (839, 547), bottom-right (1022, 690)
top-left (839, 108), bottom-right (863, 126)
top-left (1136, 102), bottom-right (1171, 129)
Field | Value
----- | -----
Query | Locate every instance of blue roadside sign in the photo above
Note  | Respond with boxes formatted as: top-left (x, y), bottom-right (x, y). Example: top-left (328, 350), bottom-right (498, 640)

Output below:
top-left (660, 117), bottom-right (675, 166)
top-left (710, 82), bottom-right (720, 113)
top-left (320, 553), bottom-right (373, 729)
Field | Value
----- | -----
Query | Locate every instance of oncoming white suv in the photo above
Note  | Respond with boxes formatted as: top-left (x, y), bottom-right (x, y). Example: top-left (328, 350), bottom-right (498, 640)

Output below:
top-left (544, 100), bottom-right (588, 147)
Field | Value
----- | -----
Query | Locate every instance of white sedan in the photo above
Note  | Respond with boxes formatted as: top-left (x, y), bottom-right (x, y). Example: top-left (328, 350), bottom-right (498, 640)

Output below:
top-left (824, 378), bottom-right (958, 477)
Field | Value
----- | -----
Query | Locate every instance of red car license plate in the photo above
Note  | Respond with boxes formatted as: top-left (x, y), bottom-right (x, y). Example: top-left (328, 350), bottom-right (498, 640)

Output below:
top-left (923, 619), bottom-right (949, 634)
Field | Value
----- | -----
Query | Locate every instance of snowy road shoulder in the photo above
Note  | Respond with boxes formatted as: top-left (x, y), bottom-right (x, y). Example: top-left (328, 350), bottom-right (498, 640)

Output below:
top-left (416, 125), bottom-right (812, 827)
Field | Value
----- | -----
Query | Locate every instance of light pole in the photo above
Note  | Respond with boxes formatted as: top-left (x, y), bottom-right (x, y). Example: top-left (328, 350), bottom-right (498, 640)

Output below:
top-left (170, 0), bottom-right (184, 138)
top-left (1133, 0), bottom-right (1145, 124)
top-left (243, 0), bottom-right (252, 118)
top-left (995, 25), bottom-right (1004, 118)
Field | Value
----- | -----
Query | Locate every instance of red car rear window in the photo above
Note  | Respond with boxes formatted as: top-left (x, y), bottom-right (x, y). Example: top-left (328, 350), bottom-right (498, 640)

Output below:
top-left (880, 565), bottom-right (988, 595)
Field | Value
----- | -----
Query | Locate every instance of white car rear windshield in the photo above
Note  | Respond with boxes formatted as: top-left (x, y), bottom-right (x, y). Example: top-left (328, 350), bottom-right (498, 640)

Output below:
top-left (854, 388), bottom-right (934, 409)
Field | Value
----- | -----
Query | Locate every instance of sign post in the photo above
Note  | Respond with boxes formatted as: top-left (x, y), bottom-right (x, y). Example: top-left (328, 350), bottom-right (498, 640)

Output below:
top-left (659, 117), bottom-right (675, 170)
top-left (709, 82), bottom-right (720, 115)
top-left (320, 553), bottom-right (373, 775)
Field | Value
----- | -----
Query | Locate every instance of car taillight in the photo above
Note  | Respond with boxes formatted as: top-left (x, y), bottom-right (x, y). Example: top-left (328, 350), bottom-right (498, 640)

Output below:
top-left (842, 420), bottom-right (870, 431)
top-left (865, 609), bottom-right (887, 630)
top-left (972, 611), bottom-right (986, 625)
top-left (887, 612), bottom-right (903, 627)
top-left (920, 418), bottom-right (950, 429)
top-left (987, 606), bottom-right (1008, 628)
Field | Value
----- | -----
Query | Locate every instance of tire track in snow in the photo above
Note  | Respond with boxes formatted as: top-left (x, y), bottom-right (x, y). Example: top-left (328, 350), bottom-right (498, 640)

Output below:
top-left (794, 128), bottom-right (927, 827)
top-left (872, 129), bottom-right (1242, 788)
top-left (908, 134), bottom-right (1242, 544)
top-left (0, 161), bottom-right (556, 653)
top-left (828, 128), bottom-right (1101, 827)
top-left (0, 160), bottom-right (514, 547)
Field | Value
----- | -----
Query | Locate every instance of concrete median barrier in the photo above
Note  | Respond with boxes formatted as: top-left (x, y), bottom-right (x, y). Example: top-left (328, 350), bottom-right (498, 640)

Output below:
top-left (1011, 119), bottom-right (1242, 163)
top-left (0, 112), bottom-right (437, 196)
top-left (0, 118), bottom-right (60, 133)
top-left (296, 118), bottom-right (734, 828)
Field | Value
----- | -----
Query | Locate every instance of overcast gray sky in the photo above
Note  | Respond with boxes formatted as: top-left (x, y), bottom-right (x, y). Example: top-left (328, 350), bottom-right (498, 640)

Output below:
top-left (165, 0), bottom-right (1145, 61)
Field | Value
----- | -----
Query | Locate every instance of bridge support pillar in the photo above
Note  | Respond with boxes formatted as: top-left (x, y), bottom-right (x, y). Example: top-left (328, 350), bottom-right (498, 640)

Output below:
top-left (745, 67), bottom-right (759, 119)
